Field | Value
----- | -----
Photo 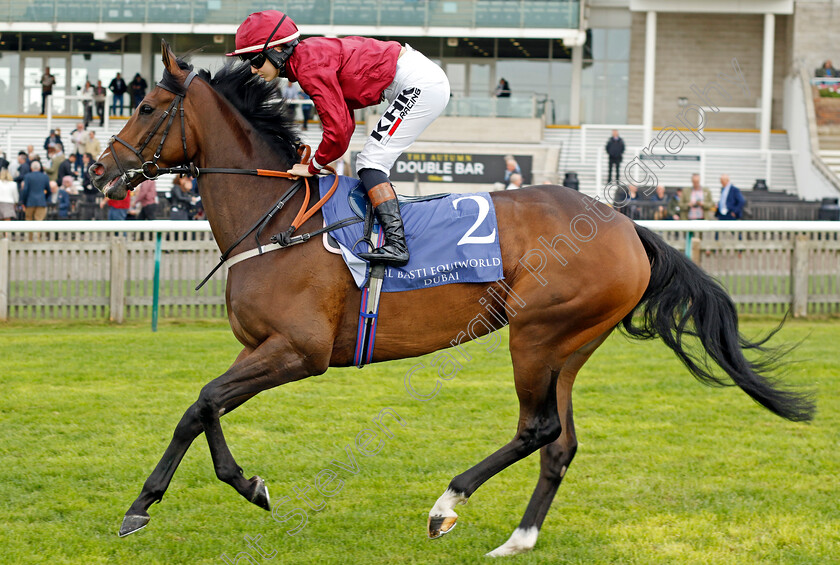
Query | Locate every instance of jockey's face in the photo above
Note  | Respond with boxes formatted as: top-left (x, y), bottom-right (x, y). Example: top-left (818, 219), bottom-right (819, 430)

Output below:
top-left (251, 50), bottom-right (281, 82)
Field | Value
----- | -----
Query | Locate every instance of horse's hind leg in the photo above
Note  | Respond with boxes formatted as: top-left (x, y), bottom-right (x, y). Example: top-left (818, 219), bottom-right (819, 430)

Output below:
top-left (427, 343), bottom-right (563, 539)
top-left (486, 332), bottom-right (608, 557)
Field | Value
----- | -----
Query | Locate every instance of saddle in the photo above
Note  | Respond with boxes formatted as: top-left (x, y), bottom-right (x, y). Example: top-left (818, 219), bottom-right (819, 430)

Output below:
top-left (346, 181), bottom-right (447, 256)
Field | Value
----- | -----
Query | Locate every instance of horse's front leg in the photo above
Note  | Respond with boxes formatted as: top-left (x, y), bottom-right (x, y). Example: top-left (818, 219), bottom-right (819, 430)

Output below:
top-left (120, 350), bottom-right (256, 537)
top-left (196, 335), bottom-right (325, 509)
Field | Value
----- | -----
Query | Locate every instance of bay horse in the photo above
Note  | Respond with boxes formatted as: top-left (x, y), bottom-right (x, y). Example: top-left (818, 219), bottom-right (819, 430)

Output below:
top-left (91, 43), bottom-right (814, 557)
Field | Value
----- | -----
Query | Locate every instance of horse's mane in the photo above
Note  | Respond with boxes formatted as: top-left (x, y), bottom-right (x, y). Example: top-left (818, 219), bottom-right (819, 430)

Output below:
top-left (164, 58), bottom-right (300, 166)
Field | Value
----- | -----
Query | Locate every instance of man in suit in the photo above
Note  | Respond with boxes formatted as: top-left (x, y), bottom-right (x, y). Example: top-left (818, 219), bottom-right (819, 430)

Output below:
top-left (20, 160), bottom-right (50, 221)
top-left (715, 174), bottom-right (745, 220)
top-left (605, 129), bottom-right (625, 184)
top-left (13, 152), bottom-right (31, 188)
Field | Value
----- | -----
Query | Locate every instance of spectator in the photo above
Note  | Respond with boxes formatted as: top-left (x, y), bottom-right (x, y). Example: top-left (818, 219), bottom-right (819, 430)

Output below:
top-left (169, 176), bottom-right (197, 220)
top-left (495, 78), bottom-right (511, 98)
top-left (606, 129), bottom-right (625, 184)
top-left (282, 81), bottom-right (302, 122)
top-left (109, 72), bottom-right (128, 116)
top-left (58, 153), bottom-right (77, 182)
top-left (621, 184), bottom-right (641, 219)
top-left (0, 168), bottom-right (18, 221)
top-left (129, 179), bottom-right (158, 220)
top-left (130, 73), bottom-right (148, 109)
top-left (300, 91), bottom-right (313, 130)
top-left (93, 81), bottom-right (107, 126)
top-left (70, 122), bottom-right (87, 172)
top-left (503, 155), bottom-right (521, 185)
top-left (44, 144), bottom-right (66, 183)
top-left (62, 175), bottom-right (79, 196)
top-left (666, 187), bottom-right (682, 220)
top-left (50, 180), bottom-right (71, 219)
top-left (43, 129), bottom-right (62, 151)
top-left (20, 160), bottom-right (50, 221)
top-left (81, 80), bottom-right (94, 128)
top-left (84, 131), bottom-right (101, 158)
top-left (816, 60), bottom-right (838, 78)
top-left (13, 152), bottom-right (31, 188)
top-left (680, 173), bottom-right (714, 220)
top-left (80, 153), bottom-right (96, 198)
top-left (40, 67), bottom-right (56, 115)
top-left (505, 172), bottom-right (523, 190)
top-left (100, 191), bottom-right (131, 220)
top-left (651, 184), bottom-right (669, 220)
top-left (0, 152), bottom-right (8, 171)
top-left (715, 174), bottom-right (745, 220)
top-left (78, 153), bottom-right (98, 220)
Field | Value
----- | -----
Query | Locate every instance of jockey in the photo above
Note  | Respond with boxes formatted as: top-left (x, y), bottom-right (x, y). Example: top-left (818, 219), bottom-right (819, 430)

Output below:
top-left (227, 10), bottom-right (451, 267)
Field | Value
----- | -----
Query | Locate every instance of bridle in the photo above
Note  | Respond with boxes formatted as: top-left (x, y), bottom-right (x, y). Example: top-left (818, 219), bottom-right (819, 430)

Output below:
top-left (100, 65), bottom-right (350, 290)
top-left (107, 71), bottom-right (198, 186)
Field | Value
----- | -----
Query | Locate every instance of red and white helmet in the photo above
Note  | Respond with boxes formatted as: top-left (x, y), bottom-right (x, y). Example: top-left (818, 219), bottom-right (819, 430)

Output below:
top-left (227, 10), bottom-right (300, 56)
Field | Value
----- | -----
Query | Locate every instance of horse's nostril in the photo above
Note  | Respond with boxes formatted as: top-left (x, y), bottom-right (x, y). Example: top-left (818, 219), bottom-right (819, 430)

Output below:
top-left (91, 164), bottom-right (105, 176)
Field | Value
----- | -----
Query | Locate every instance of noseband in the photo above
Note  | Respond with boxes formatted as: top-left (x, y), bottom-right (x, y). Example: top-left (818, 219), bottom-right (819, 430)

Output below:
top-left (107, 71), bottom-right (198, 186)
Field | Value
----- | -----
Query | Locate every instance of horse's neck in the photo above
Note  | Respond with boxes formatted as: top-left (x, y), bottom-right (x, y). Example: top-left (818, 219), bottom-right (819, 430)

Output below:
top-left (192, 98), bottom-right (297, 253)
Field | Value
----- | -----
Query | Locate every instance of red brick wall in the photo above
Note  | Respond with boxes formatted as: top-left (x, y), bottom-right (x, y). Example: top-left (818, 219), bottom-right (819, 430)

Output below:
top-left (815, 91), bottom-right (840, 126)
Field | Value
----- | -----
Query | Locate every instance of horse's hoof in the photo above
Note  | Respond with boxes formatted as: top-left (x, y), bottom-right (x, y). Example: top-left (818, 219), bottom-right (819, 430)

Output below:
top-left (428, 515), bottom-right (458, 539)
top-left (249, 476), bottom-right (271, 511)
top-left (119, 512), bottom-right (150, 537)
top-left (485, 527), bottom-right (539, 557)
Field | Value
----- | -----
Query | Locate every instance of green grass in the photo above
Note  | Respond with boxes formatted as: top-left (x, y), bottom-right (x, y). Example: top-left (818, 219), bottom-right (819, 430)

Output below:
top-left (0, 318), bottom-right (838, 564)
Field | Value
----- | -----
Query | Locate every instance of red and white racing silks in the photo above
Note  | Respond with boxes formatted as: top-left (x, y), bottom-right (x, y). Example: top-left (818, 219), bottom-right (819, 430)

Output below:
top-left (284, 37), bottom-right (401, 174)
top-left (284, 38), bottom-right (450, 176)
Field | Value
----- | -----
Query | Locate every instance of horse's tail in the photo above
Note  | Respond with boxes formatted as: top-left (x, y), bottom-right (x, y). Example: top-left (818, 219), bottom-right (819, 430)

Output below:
top-left (621, 224), bottom-right (815, 422)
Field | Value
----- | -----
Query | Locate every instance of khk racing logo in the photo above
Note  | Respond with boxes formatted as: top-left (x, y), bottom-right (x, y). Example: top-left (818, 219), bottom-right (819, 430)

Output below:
top-left (370, 87), bottom-right (422, 146)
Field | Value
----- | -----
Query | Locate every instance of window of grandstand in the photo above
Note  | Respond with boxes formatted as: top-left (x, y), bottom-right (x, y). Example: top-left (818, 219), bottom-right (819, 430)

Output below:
top-left (580, 29), bottom-right (630, 124)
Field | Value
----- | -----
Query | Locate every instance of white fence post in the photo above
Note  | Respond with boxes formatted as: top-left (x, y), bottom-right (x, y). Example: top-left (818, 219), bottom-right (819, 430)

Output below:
top-left (792, 234), bottom-right (809, 317)
top-left (110, 236), bottom-right (127, 323)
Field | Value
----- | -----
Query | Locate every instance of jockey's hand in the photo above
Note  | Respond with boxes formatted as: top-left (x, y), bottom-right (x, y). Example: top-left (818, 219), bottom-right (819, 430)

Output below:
top-left (288, 163), bottom-right (313, 178)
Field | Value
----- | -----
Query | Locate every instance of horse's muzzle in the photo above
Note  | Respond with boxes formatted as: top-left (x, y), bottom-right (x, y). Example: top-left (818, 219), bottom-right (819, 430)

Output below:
top-left (90, 162), bottom-right (129, 200)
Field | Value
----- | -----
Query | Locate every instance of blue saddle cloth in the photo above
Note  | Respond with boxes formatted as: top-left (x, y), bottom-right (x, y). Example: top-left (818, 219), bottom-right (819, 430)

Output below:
top-left (319, 175), bottom-right (503, 292)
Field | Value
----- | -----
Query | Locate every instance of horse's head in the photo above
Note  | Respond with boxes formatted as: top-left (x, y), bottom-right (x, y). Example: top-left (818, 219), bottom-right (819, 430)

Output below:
top-left (91, 41), bottom-right (198, 200)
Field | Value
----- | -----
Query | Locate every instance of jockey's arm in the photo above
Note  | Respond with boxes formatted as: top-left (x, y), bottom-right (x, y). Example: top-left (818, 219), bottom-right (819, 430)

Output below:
top-left (299, 69), bottom-right (355, 175)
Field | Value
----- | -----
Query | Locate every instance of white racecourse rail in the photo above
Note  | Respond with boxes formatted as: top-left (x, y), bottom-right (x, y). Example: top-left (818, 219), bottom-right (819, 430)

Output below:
top-left (1, 220), bottom-right (839, 321)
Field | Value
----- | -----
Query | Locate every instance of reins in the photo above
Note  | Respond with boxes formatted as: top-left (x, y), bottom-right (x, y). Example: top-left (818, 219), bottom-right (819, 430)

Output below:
top-left (106, 68), bottom-right (349, 291)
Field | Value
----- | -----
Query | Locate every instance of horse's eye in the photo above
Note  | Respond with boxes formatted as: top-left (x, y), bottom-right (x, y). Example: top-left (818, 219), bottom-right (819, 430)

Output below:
top-left (140, 104), bottom-right (154, 115)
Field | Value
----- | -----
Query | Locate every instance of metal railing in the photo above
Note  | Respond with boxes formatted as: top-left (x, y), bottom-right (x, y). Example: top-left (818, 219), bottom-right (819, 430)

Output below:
top-left (592, 147), bottom-right (797, 193)
top-left (811, 77), bottom-right (840, 94)
top-left (2, 0), bottom-right (580, 29)
top-left (444, 94), bottom-right (540, 119)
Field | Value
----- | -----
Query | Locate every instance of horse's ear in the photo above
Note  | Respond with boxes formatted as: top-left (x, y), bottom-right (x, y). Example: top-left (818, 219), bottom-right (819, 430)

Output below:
top-left (161, 39), bottom-right (178, 74)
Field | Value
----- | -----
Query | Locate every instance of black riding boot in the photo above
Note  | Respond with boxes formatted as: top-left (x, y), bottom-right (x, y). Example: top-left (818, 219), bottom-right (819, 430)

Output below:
top-left (357, 183), bottom-right (409, 267)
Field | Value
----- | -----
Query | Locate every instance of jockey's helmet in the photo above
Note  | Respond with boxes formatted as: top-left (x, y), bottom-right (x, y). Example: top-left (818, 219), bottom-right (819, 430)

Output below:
top-left (227, 10), bottom-right (300, 57)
